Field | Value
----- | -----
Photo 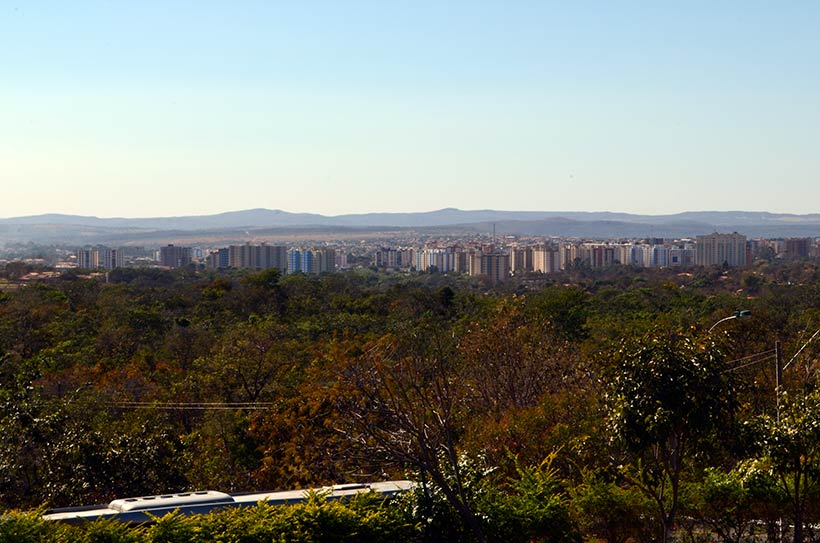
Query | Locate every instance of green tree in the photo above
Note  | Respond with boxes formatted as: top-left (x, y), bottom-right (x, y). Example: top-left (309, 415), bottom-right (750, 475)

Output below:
top-left (605, 331), bottom-right (735, 543)
top-left (194, 316), bottom-right (303, 403)
top-left (748, 389), bottom-right (820, 543)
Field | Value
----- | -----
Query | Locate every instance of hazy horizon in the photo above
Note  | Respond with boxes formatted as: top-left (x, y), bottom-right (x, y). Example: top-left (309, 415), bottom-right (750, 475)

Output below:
top-left (6, 204), bottom-right (820, 221)
top-left (4, 206), bottom-right (820, 222)
top-left (3, 2), bottom-right (819, 218)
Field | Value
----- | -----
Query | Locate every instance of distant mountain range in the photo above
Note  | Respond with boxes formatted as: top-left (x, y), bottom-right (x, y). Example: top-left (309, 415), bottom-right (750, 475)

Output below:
top-left (2, 209), bottom-right (820, 245)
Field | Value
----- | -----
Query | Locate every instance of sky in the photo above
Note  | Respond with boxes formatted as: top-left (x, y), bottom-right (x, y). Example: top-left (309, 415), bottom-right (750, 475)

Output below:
top-left (1, 1), bottom-right (819, 218)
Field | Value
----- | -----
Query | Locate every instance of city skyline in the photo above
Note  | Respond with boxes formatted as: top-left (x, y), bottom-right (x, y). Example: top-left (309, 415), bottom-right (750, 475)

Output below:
top-left (2, 2), bottom-right (819, 218)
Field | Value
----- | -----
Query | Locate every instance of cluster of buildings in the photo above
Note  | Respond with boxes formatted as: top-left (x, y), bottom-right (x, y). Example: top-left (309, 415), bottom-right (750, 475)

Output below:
top-left (79, 245), bottom-right (190, 270)
top-left (154, 243), bottom-right (344, 274)
top-left (64, 234), bottom-right (820, 284)
top-left (203, 243), bottom-right (342, 274)
top-left (67, 246), bottom-right (156, 269)
top-left (71, 243), bottom-right (344, 275)
top-left (374, 233), bottom-right (815, 282)
top-left (376, 245), bottom-right (514, 283)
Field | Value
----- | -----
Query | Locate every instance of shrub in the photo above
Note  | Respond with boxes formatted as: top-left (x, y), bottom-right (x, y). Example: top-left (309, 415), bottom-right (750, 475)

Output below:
top-left (571, 475), bottom-right (655, 543)
top-left (80, 518), bottom-right (144, 543)
top-left (0, 509), bottom-right (70, 543)
top-left (485, 456), bottom-right (581, 543)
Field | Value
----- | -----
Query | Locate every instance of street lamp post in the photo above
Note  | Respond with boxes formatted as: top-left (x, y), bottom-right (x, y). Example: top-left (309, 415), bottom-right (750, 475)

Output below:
top-left (708, 310), bottom-right (752, 333)
top-left (710, 311), bottom-right (785, 538)
top-left (775, 340), bottom-right (783, 421)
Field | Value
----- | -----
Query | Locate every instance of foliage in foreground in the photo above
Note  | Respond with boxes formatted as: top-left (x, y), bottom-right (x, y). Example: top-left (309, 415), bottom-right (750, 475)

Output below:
top-left (1, 494), bottom-right (415, 543)
top-left (0, 478), bottom-right (582, 543)
top-left (5, 262), bottom-right (820, 541)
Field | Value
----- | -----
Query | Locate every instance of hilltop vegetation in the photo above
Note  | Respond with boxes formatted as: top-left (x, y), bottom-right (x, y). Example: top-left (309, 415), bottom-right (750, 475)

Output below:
top-left (3, 261), bottom-right (820, 541)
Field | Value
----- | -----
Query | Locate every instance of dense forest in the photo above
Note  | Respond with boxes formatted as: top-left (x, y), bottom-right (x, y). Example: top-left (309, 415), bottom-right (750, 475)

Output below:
top-left (3, 260), bottom-right (820, 542)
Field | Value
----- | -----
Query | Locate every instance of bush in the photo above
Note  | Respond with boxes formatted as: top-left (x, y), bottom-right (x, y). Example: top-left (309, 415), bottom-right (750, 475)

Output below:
top-left (484, 456), bottom-right (581, 543)
top-left (571, 475), bottom-right (655, 543)
top-left (0, 509), bottom-right (70, 543)
top-left (80, 518), bottom-right (144, 543)
top-left (145, 512), bottom-right (201, 543)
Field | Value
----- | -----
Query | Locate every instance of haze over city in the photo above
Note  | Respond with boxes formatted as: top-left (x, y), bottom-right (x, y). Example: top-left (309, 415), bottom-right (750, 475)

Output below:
top-left (2, 2), bottom-right (819, 219)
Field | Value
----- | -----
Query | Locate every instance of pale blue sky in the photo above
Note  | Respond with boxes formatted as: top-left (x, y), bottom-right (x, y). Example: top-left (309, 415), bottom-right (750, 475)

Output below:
top-left (1, 1), bottom-right (818, 218)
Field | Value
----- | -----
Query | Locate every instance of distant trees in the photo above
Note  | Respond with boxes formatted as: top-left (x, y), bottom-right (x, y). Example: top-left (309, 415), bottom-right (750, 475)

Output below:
top-left (458, 298), bottom-right (579, 417)
top-left (194, 316), bottom-right (301, 403)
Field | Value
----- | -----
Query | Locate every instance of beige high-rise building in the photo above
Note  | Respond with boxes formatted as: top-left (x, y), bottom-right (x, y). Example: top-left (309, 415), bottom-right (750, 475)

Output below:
top-left (695, 233), bottom-right (747, 268)
top-left (532, 245), bottom-right (560, 273)
top-left (314, 248), bottom-right (336, 273)
top-left (589, 244), bottom-right (617, 268)
top-left (509, 246), bottom-right (533, 274)
top-left (469, 251), bottom-right (509, 283)
top-left (559, 244), bottom-right (577, 270)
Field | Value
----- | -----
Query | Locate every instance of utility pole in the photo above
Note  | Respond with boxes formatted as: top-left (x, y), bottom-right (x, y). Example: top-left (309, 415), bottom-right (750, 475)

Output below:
top-left (775, 341), bottom-right (784, 543)
top-left (775, 340), bottom-right (783, 422)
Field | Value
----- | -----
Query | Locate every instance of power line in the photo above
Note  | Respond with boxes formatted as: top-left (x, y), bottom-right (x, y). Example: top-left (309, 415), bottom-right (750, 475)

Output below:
top-left (110, 402), bottom-right (274, 411)
top-left (784, 326), bottom-right (820, 371)
top-left (726, 349), bottom-right (777, 364)
top-left (725, 354), bottom-right (777, 374)
top-left (722, 349), bottom-right (777, 373)
top-left (725, 349), bottom-right (777, 366)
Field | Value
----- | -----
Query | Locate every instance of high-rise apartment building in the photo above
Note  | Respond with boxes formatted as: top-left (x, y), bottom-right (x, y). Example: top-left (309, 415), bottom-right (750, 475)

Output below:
top-left (416, 248), bottom-right (456, 273)
top-left (455, 250), bottom-right (474, 274)
top-left (509, 246), bottom-right (533, 274)
top-left (335, 251), bottom-right (349, 270)
top-left (628, 245), bottom-right (645, 266)
top-left (374, 247), bottom-right (414, 269)
top-left (300, 250), bottom-right (314, 274)
top-left (228, 244), bottom-right (253, 269)
top-left (785, 238), bottom-right (811, 259)
top-left (206, 248), bottom-right (230, 270)
top-left (532, 245), bottom-right (560, 273)
top-left (669, 247), bottom-right (695, 267)
top-left (77, 247), bottom-right (123, 269)
top-left (99, 248), bottom-right (124, 269)
top-left (76, 248), bottom-right (98, 269)
top-left (478, 252), bottom-right (510, 283)
top-left (159, 245), bottom-right (192, 268)
top-left (559, 244), bottom-right (578, 270)
top-left (313, 248), bottom-right (336, 274)
top-left (649, 245), bottom-right (670, 267)
top-left (589, 244), bottom-right (617, 268)
top-left (226, 243), bottom-right (287, 270)
top-left (288, 249), bottom-right (301, 274)
top-left (695, 233), bottom-right (747, 268)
